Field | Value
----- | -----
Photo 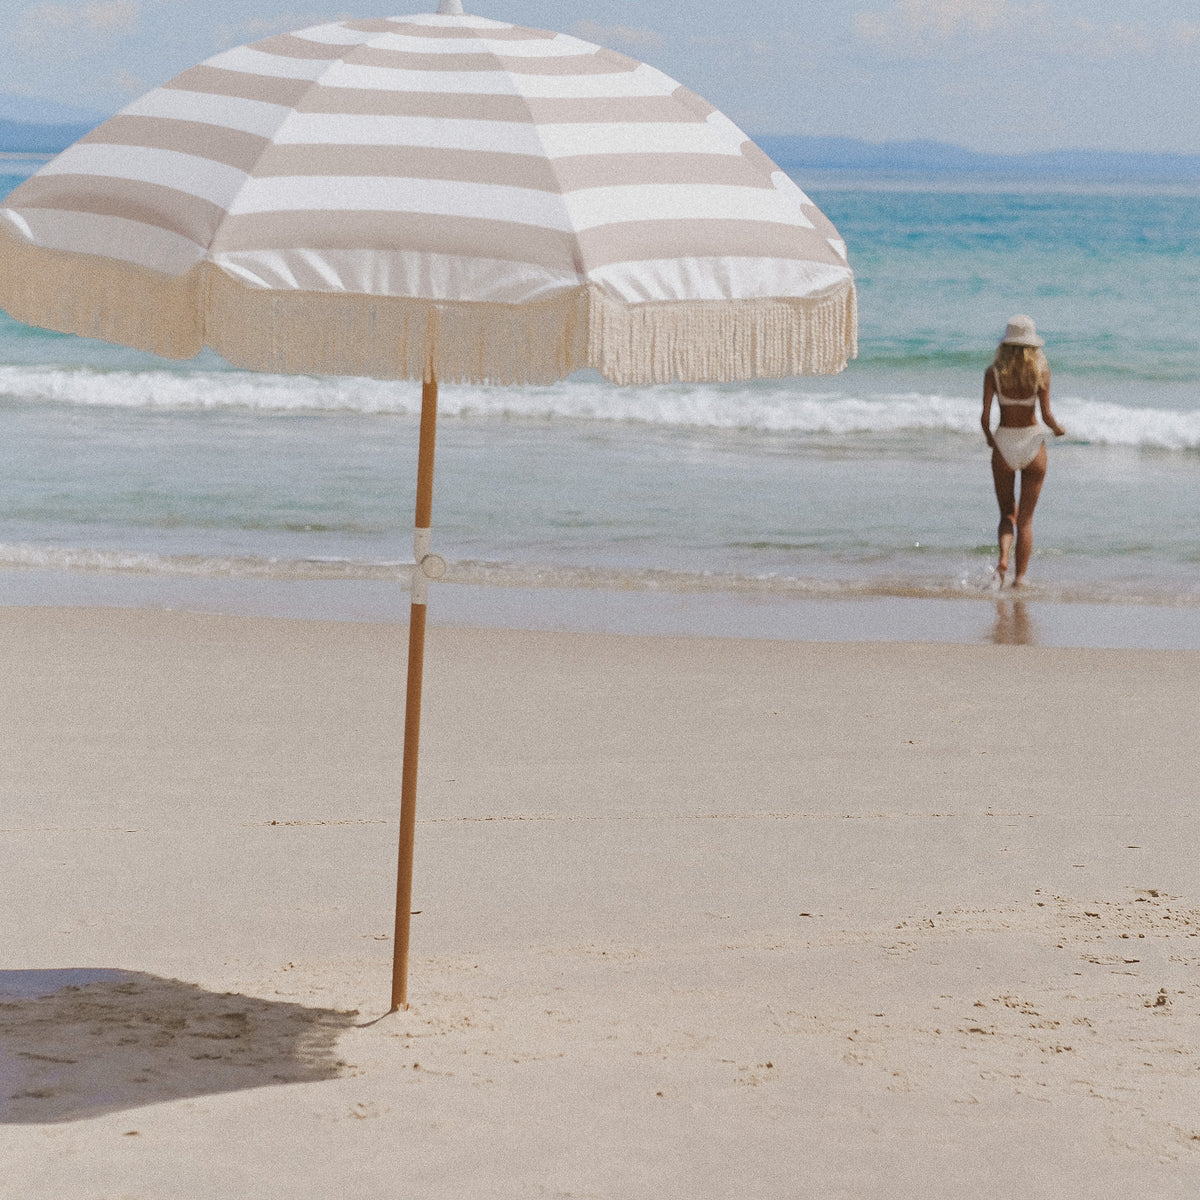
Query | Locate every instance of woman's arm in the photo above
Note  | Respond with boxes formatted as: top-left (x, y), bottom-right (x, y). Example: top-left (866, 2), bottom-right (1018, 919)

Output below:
top-left (1038, 369), bottom-right (1065, 437)
top-left (981, 369), bottom-right (996, 448)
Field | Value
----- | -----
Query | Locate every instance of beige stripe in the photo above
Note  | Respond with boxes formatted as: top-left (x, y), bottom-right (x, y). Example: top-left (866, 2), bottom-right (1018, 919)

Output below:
top-left (228, 35), bottom-right (634, 76)
top-left (521, 95), bottom-right (703, 125)
top-left (498, 46), bottom-right (639, 76)
top-left (9, 175), bottom-right (224, 247)
top-left (80, 116), bottom-right (269, 173)
top-left (294, 89), bottom-right (701, 123)
top-left (577, 220), bottom-right (842, 271)
top-left (158, 68), bottom-right (690, 123)
top-left (670, 86), bottom-right (719, 120)
top-left (551, 148), bottom-right (775, 192)
top-left (316, 46), bottom-right (636, 75)
top-left (248, 34), bottom-right (347, 61)
top-left (738, 139), bottom-right (783, 176)
top-left (339, 20), bottom-right (556, 40)
top-left (211, 210), bottom-right (580, 274)
top-left (507, 46), bottom-right (639, 76)
top-left (164, 65), bottom-right (312, 107)
top-left (251, 144), bottom-right (562, 190)
top-left (292, 88), bottom-right (529, 120)
top-left (246, 144), bottom-right (775, 192)
top-left (68, 131), bottom-right (773, 198)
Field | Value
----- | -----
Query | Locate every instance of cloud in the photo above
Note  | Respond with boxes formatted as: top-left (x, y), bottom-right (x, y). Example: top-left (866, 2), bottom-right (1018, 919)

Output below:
top-left (1063, 18), bottom-right (1152, 60)
top-left (22, 0), bottom-right (139, 34)
top-left (108, 67), bottom-right (146, 94)
top-left (17, 1), bottom-right (140, 58)
top-left (853, 0), bottom-right (1030, 46)
top-left (571, 20), bottom-right (664, 50)
top-left (854, 0), bottom-right (1163, 61)
top-left (213, 12), bottom-right (348, 49)
top-left (1168, 20), bottom-right (1200, 50)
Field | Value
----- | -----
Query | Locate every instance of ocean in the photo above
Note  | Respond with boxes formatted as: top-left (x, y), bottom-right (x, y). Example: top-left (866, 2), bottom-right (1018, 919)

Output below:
top-left (2, 163), bottom-right (1198, 645)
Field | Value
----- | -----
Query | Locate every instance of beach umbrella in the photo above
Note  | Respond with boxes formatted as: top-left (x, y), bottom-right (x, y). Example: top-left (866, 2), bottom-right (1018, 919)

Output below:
top-left (0, 1), bottom-right (856, 1011)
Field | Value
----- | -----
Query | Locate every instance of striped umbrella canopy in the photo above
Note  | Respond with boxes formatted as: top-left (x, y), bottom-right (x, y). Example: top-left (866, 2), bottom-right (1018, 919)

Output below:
top-left (0, 1), bottom-right (857, 1012)
top-left (0, 2), bottom-right (855, 385)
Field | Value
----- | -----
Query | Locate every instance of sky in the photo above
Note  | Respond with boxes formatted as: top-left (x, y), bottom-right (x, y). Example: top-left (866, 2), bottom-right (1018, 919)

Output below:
top-left (2, 0), bottom-right (1199, 153)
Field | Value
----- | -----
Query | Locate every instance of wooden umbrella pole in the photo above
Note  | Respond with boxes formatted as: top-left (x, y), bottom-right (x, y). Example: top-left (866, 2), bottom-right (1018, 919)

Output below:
top-left (390, 377), bottom-right (442, 1012)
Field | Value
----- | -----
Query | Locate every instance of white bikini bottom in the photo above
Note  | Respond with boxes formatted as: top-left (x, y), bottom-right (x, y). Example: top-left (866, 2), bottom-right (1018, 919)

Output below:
top-left (993, 426), bottom-right (1047, 471)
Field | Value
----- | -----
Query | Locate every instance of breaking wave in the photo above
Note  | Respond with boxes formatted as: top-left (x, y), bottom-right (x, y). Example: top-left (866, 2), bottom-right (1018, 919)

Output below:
top-left (1, 365), bottom-right (1198, 451)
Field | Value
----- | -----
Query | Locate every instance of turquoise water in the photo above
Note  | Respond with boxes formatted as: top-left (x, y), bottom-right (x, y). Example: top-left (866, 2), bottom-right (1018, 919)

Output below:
top-left (831, 179), bottom-right (1200, 392)
top-left (1, 167), bottom-right (1198, 619)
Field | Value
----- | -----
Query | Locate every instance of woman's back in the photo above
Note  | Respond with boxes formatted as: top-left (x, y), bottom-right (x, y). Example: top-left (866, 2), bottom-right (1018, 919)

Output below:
top-left (991, 344), bottom-right (1047, 427)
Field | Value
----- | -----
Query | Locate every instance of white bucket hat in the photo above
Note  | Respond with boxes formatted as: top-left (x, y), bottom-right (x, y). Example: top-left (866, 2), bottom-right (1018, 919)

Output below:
top-left (1000, 314), bottom-right (1044, 347)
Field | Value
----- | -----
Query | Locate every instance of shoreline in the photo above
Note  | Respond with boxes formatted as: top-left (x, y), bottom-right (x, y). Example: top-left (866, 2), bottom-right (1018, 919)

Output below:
top-left (2, 565), bottom-right (1200, 649)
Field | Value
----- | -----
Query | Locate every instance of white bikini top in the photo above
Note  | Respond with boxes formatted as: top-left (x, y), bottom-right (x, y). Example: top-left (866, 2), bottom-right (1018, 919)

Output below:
top-left (991, 366), bottom-right (1037, 407)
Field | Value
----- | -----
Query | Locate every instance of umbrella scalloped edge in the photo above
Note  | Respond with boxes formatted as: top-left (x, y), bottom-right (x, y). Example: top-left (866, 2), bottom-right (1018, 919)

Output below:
top-left (0, 232), bottom-right (857, 385)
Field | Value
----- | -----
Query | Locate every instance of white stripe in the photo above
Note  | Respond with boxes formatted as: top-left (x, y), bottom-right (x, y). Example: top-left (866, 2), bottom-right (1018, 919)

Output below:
top-left (0, 209), bottom-right (33, 241)
top-left (512, 64), bottom-right (678, 99)
top-left (212, 252), bottom-right (853, 305)
top-left (282, 24), bottom-right (381, 46)
top-left (589, 257), bottom-right (853, 303)
top-left (316, 64), bottom-right (525, 95)
top-left (206, 45), bottom-right (337, 81)
top-left (398, 14), bottom-right (514, 29)
top-left (226, 175), bottom-right (816, 234)
top-left (227, 174), bottom-right (573, 229)
top-left (564, 185), bottom-right (815, 231)
top-left (2, 207), bottom-right (205, 273)
top-left (367, 31), bottom-right (598, 57)
top-left (271, 113), bottom-right (549, 153)
top-left (703, 109), bottom-right (753, 151)
top-left (771, 172), bottom-right (813, 205)
top-left (542, 34), bottom-right (613, 55)
top-left (269, 114), bottom-right (746, 157)
top-left (535, 121), bottom-right (745, 158)
top-left (214, 247), bottom-right (579, 302)
top-left (123, 88), bottom-right (292, 138)
top-left (38, 144), bottom-right (248, 210)
top-left (310, 59), bottom-right (676, 99)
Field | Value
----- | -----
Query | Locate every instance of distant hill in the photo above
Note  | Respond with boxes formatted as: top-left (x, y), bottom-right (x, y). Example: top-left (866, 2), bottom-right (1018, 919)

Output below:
top-left (0, 94), bottom-right (106, 156)
top-left (755, 136), bottom-right (1200, 181)
top-left (0, 94), bottom-right (107, 126)
top-left (2, 111), bottom-right (1199, 182)
top-left (0, 120), bottom-right (95, 154)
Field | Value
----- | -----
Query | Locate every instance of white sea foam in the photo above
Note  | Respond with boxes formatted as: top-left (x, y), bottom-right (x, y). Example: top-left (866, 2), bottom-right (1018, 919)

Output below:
top-left (3, 542), bottom-right (1198, 608)
top-left (1061, 399), bottom-right (1200, 452)
top-left (1, 365), bottom-right (1198, 450)
top-left (0, 542), bottom-right (408, 580)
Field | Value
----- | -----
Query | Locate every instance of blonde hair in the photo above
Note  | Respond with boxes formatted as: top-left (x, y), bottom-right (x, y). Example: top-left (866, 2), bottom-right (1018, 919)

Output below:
top-left (992, 343), bottom-right (1048, 397)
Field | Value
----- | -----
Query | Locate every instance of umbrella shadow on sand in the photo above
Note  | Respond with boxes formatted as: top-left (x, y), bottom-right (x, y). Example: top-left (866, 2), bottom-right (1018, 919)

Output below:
top-left (0, 969), bottom-right (357, 1124)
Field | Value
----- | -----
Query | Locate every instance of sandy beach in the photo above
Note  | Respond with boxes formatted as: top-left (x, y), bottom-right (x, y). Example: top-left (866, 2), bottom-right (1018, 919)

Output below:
top-left (1, 603), bottom-right (1198, 1197)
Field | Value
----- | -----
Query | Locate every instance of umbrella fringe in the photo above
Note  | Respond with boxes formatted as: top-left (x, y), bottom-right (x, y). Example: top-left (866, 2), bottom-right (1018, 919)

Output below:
top-left (202, 268), bottom-right (592, 385)
top-left (0, 228), bottom-right (205, 359)
top-left (0, 234), bottom-right (857, 384)
top-left (588, 285), bottom-right (858, 385)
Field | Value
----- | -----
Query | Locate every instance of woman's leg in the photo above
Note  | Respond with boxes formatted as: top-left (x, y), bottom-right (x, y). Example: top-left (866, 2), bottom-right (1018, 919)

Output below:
top-left (1013, 444), bottom-right (1048, 585)
top-left (990, 449), bottom-right (1017, 583)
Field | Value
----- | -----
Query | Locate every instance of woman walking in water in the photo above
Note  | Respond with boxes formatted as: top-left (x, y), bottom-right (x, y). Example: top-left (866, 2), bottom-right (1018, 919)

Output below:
top-left (981, 315), bottom-right (1066, 587)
